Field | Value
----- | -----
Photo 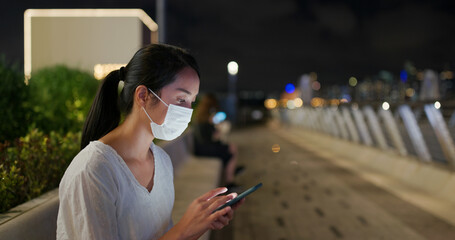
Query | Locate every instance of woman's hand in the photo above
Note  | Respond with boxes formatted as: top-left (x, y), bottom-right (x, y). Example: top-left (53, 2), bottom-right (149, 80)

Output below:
top-left (162, 187), bottom-right (241, 240)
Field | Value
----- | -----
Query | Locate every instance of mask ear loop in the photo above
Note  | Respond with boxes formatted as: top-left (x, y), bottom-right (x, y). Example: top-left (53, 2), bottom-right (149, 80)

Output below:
top-left (148, 88), bottom-right (169, 107)
top-left (142, 107), bottom-right (154, 122)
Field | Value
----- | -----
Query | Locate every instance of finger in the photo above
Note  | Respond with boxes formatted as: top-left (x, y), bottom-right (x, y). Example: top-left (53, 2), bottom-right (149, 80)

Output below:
top-left (210, 205), bottom-right (232, 221)
top-left (227, 192), bottom-right (238, 198)
top-left (211, 221), bottom-right (225, 230)
top-left (208, 195), bottom-right (235, 213)
top-left (199, 187), bottom-right (228, 202)
top-left (225, 208), bottom-right (234, 220)
top-left (216, 214), bottom-right (230, 226)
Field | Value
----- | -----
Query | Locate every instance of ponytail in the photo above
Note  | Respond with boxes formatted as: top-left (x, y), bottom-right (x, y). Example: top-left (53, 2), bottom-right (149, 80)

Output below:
top-left (80, 70), bottom-right (122, 149)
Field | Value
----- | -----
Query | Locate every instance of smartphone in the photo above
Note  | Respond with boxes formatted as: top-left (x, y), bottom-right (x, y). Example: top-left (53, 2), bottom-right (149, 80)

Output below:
top-left (214, 183), bottom-right (263, 212)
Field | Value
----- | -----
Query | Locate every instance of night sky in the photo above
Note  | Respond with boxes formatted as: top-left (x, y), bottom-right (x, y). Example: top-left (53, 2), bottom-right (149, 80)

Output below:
top-left (2, 0), bottom-right (455, 96)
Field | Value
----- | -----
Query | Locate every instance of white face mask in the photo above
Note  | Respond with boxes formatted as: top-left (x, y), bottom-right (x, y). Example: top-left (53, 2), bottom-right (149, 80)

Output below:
top-left (142, 88), bottom-right (193, 141)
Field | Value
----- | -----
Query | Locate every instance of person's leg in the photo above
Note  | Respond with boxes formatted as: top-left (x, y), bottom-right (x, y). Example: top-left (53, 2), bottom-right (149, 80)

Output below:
top-left (224, 154), bottom-right (237, 184)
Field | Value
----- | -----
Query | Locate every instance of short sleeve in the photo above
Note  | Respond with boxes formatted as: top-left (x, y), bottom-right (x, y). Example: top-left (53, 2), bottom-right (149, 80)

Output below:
top-left (57, 154), bottom-right (119, 240)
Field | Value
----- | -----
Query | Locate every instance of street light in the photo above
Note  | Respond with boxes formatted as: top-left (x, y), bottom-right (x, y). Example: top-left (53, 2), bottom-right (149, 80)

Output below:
top-left (226, 61), bottom-right (238, 124)
top-left (227, 61), bottom-right (238, 75)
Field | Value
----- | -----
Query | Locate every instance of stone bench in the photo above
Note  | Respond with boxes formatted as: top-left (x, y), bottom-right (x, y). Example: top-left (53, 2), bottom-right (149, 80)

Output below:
top-left (0, 129), bottom-right (222, 240)
top-left (160, 129), bottom-right (223, 240)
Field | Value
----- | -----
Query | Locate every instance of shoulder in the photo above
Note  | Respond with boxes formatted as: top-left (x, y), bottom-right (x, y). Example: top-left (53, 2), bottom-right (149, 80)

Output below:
top-left (60, 141), bottom-right (120, 189)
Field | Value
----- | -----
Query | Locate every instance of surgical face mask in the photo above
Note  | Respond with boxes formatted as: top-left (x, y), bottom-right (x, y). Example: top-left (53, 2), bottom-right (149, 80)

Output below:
top-left (142, 88), bottom-right (193, 141)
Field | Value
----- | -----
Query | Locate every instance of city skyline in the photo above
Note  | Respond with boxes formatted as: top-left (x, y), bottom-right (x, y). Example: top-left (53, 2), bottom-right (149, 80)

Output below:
top-left (1, 0), bottom-right (455, 96)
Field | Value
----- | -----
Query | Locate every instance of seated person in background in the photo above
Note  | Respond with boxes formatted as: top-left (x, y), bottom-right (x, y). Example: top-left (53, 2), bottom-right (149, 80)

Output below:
top-left (192, 93), bottom-right (244, 189)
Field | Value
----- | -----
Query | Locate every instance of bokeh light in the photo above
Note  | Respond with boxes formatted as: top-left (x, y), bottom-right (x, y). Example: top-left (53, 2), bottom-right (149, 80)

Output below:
top-left (400, 69), bottom-right (408, 83)
top-left (94, 63), bottom-right (126, 80)
top-left (311, 97), bottom-right (324, 107)
top-left (382, 101), bottom-right (390, 110)
top-left (434, 101), bottom-right (441, 109)
top-left (285, 83), bottom-right (295, 94)
top-left (212, 111), bottom-right (227, 124)
top-left (287, 99), bottom-right (296, 109)
top-left (271, 144), bottom-right (281, 153)
top-left (294, 98), bottom-right (303, 108)
top-left (312, 81), bottom-right (321, 91)
top-left (227, 61), bottom-right (238, 75)
top-left (348, 77), bottom-right (357, 87)
top-left (405, 88), bottom-right (415, 98)
top-left (264, 99), bottom-right (278, 109)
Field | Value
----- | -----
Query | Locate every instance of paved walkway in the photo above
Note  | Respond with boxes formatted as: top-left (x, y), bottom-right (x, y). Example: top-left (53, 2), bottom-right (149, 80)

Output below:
top-left (211, 124), bottom-right (455, 240)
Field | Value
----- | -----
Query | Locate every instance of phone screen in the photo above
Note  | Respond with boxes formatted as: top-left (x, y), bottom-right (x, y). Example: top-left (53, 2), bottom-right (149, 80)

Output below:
top-left (214, 183), bottom-right (263, 212)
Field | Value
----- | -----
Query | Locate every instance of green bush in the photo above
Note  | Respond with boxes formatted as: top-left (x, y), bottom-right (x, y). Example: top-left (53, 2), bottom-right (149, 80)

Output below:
top-left (0, 129), bottom-right (80, 213)
top-left (27, 65), bottom-right (99, 134)
top-left (0, 58), bottom-right (29, 142)
top-left (0, 64), bottom-right (99, 213)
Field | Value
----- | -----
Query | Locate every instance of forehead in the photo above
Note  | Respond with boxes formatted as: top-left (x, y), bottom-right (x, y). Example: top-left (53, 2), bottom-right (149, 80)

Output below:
top-left (165, 67), bottom-right (200, 94)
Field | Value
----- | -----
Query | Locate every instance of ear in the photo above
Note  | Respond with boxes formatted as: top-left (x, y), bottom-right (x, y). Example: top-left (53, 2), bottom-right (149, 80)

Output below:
top-left (135, 85), bottom-right (149, 108)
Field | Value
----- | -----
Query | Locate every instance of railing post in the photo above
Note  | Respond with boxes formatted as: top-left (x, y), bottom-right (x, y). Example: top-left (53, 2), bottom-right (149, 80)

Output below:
top-left (342, 107), bottom-right (360, 143)
top-left (325, 108), bottom-right (340, 137)
top-left (379, 108), bottom-right (407, 156)
top-left (424, 104), bottom-right (455, 166)
top-left (398, 105), bottom-right (432, 162)
top-left (352, 106), bottom-right (373, 146)
top-left (363, 106), bottom-right (388, 150)
top-left (333, 108), bottom-right (350, 140)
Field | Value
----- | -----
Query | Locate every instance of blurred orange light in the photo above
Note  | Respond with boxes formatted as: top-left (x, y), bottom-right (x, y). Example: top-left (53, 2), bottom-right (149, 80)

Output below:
top-left (311, 97), bottom-right (324, 107)
top-left (272, 144), bottom-right (281, 153)
top-left (330, 99), bottom-right (340, 106)
top-left (405, 88), bottom-right (415, 97)
top-left (264, 99), bottom-right (278, 109)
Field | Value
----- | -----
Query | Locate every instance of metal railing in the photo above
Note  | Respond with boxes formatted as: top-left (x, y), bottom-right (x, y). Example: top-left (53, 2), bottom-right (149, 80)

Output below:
top-left (272, 101), bottom-right (455, 169)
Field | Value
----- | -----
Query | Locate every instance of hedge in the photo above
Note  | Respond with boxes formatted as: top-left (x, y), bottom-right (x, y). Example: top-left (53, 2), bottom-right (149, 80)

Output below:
top-left (0, 64), bottom-right (99, 213)
top-left (0, 129), bottom-right (80, 213)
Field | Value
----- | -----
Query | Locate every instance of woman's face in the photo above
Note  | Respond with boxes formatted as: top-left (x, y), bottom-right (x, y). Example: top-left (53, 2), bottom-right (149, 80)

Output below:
top-left (150, 67), bottom-right (200, 125)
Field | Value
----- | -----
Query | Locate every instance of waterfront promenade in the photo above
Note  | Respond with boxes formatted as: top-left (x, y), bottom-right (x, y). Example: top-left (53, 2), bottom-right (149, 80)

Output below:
top-left (211, 123), bottom-right (455, 240)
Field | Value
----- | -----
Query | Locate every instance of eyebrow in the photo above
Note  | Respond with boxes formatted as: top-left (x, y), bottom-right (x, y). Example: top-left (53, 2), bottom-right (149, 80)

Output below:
top-left (176, 88), bottom-right (192, 95)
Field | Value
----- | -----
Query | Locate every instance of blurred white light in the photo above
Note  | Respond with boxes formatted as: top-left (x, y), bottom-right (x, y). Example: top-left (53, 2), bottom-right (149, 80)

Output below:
top-left (227, 61), bottom-right (238, 75)
top-left (382, 101), bottom-right (390, 111)
top-left (287, 99), bottom-right (296, 109)
top-left (294, 98), bottom-right (303, 108)
top-left (251, 110), bottom-right (263, 120)
top-left (434, 101), bottom-right (441, 109)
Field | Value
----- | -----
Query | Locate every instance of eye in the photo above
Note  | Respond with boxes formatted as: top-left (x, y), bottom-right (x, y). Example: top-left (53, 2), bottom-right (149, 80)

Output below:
top-left (177, 98), bottom-right (186, 104)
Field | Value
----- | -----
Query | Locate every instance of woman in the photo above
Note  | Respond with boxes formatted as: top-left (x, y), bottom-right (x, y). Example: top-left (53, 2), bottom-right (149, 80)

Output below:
top-left (57, 44), bottom-right (243, 240)
top-left (192, 93), bottom-right (243, 188)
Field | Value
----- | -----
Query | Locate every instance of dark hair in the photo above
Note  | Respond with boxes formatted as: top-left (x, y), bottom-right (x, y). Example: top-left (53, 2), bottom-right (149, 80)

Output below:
top-left (194, 93), bottom-right (219, 124)
top-left (81, 44), bottom-right (200, 149)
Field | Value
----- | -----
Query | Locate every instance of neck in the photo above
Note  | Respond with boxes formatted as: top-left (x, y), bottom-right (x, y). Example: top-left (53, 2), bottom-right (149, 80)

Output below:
top-left (100, 114), bottom-right (154, 162)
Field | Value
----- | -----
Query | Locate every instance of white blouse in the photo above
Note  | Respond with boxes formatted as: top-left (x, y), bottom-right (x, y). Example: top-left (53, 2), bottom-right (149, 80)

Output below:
top-left (57, 141), bottom-right (174, 240)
